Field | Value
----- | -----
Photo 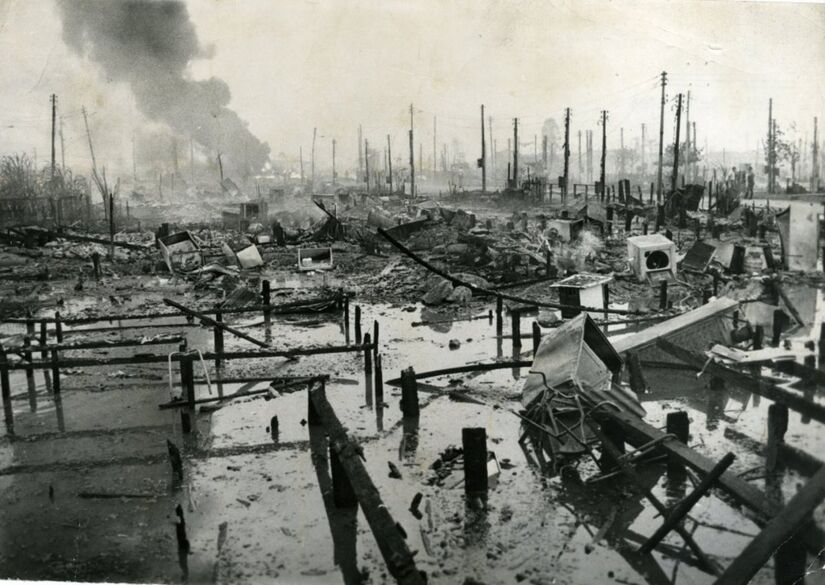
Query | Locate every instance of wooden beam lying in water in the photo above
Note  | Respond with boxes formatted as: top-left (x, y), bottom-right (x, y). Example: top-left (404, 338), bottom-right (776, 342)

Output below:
top-left (714, 465), bottom-right (825, 585)
top-left (308, 381), bottom-right (426, 585)
top-left (655, 338), bottom-right (825, 424)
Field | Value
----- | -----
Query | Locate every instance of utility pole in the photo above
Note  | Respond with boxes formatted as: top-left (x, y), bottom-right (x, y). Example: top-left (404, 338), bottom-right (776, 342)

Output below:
top-left (813, 117), bottom-right (819, 192)
top-left (657, 71), bottom-right (667, 202)
top-left (217, 153), bottom-right (224, 183)
top-left (641, 123), bottom-right (646, 180)
top-left (542, 135), bottom-right (548, 169)
top-left (577, 130), bottom-right (583, 181)
top-left (563, 108), bottom-right (571, 198)
top-left (311, 127), bottom-right (317, 194)
top-left (59, 116), bottom-right (66, 173)
top-left (480, 104), bottom-right (486, 193)
top-left (332, 138), bottom-right (337, 188)
top-left (534, 134), bottom-right (537, 169)
top-left (50, 94), bottom-right (57, 182)
top-left (488, 116), bottom-right (494, 186)
top-left (365, 139), bottom-right (370, 193)
top-left (599, 111), bottom-right (607, 197)
top-left (685, 90), bottom-right (691, 181)
top-left (692, 121), bottom-right (697, 183)
top-left (387, 134), bottom-right (393, 193)
top-left (620, 126), bottom-right (625, 177)
top-left (587, 130), bottom-right (593, 183)
top-left (767, 99), bottom-right (774, 194)
top-left (671, 93), bottom-right (683, 194)
top-left (409, 104), bottom-right (415, 197)
top-left (358, 125), bottom-right (363, 180)
top-left (513, 118), bottom-right (519, 189)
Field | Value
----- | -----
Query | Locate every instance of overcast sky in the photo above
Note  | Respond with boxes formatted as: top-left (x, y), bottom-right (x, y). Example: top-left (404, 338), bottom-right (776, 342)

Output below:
top-left (0, 0), bottom-right (823, 176)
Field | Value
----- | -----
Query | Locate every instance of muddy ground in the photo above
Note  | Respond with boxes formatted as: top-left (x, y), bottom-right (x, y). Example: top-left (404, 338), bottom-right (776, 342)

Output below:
top-left (1, 195), bottom-right (825, 585)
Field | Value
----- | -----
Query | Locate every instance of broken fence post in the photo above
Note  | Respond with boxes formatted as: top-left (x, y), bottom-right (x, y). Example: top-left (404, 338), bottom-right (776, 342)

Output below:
top-left (23, 335), bottom-right (34, 394)
top-left (262, 279), bottom-right (272, 329)
top-left (666, 411), bottom-right (690, 474)
top-left (0, 345), bottom-right (11, 417)
top-left (214, 310), bottom-right (224, 370)
top-left (766, 403), bottom-right (789, 473)
top-left (639, 452), bottom-right (736, 555)
top-left (180, 352), bottom-right (195, 433)
top-left (771, 309), bottom-right (784, 347)
top-left (354, 306), bottom-right (362, 344)
top-left (752, 325), bottom-right (764, 350)
top-left (511, 309), bottom-right (522, 348)
top-left (532, 321), bottom-right (541, 357)
top-left (659, 280), bottom-right (668, 310)
top-left (50, 348), bottom-right (61, 394)
top-left (92, 251), bottom-right (101, 280)
top-left (270, 415), bottom-right (279, 441)
top-left (375, 354), bottom-right (384, 404)
top-left (363, 333), bottom-right (372, 375)
top-left (462, 427), bottom-right (488, 496)
top-left (54, 311), bottom-right (63, 343)
top-left (495, 296), bottom-right (503, 336)
top-left (400, 367), bottom-right (419, 418)
top-left (373, 320), bottom-right (379, 359)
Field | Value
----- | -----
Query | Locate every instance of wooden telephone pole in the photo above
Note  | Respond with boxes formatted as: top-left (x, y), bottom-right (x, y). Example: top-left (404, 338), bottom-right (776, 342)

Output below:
top-left (409, 104), bottom-right (415, 197)
top-left (513, 118), bottom-right (519, 188)
top-left (365, 139), bottom-right (370, 194)
top-left (59, 116), bottom-right (66, 173)
top-left (641, 123), bottom-right (646, 180)
top-left (768, 99), bottom-right (774, 194)
top-left (671, 93), bottom-right (683, 194)
top-left (50, 94), bottom-right (57, 182)
top-left (480, 104), bottom-right (486, 193)
top-left (311, 127), bottom-right (317, 194)
top-left (599, 111), bottom-right (608, 197)
top-left (685, 90), bottom-right (691, 181)
top-left (813, 117), bottom-right (819, 192)
top-left (563, 108), bottom-right (571, 198)
top-left (657, 71), bottom-right (667, 202)
top-left (387, 135), bottom-right (393, 193)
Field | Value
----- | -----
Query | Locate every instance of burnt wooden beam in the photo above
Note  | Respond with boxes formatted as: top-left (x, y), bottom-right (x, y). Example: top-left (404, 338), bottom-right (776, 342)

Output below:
top-left (714, 465), bottom-right (825, 585)
top-left (308, 382), bottom-right (426, 585)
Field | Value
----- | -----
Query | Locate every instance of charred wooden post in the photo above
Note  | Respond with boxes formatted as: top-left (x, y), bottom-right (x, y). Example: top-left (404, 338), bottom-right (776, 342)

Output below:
top-left (462, 427), bottom-right (488, 496)
top-left (92, 251), bottom-right (101, 280)
top-left (655, 205), bottom-right (665, 231)
top-left (0, 345), bottom-right (11, 414)
top-left (54, 311), bottom-right (63, 343)
top-left (166, 439), bottom-right (183, 479)
top-left (763, 245), bottom-right (776, 270)
top-left (626, 351), bottom-right (648, 393)
top-left (766, 403), bottom-right (789, 473)
top-left (50, 348), bottom-right (61, 394)
top-left (400, 367), bottom-right (419, 419)
top-left (694, 217), bottom-right (702, 239)
top-left (659, 280), bottom-right (668, 310)
top-left (495, 296), bottom-right (503, 335)
top-left (307, 382), bottom-right (426, 584)
top-left (354, 306), bottom-right (362, 344)
top-left (23, 336), bottom-right (35, 395)
top-left (270, 415), bottom-right (279, 441)
top-left (214, 310), bottom-right (224, 370)
top-left (712, 271), bottom-right (720, 296)
top-left (603, 282), bottom-right (610, 320)
top-left (639, 452), bottom-right (736, 554)
top-left (666, 411), bottom-right (690, 474)
top-left (752, 325), bottom-right (764, 350)
top-left (624, 210), bottom-right (632, 233)
top-left (261, 280), bottom-right (272, 329)
top-left (343, 295), bottom-right (350, 330)
top-left (715, 465), bottom-right (825, 585)
top-left (771, 309), bottom-right (785, 347)
top-left (374, 354), bottom-right (384, 404)
top-left (363, 333), bottom-right (372, 375)
top-left (180, 352), bottom-right (195, 433)
top-left (532, 321), bottom-right (541, 357)
top-left (606, 207), bottom-right (614, 235)
top-left (511, 309), bottom-right (522, 348)
top-left (373, 320), bottom-right (379, 359)
top-left (330, 441), bottom-right (358, 508)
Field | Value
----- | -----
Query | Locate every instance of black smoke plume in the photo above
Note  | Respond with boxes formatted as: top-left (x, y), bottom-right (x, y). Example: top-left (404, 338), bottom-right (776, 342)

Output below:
top-left (58, 0), bottom-right (270, 178)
